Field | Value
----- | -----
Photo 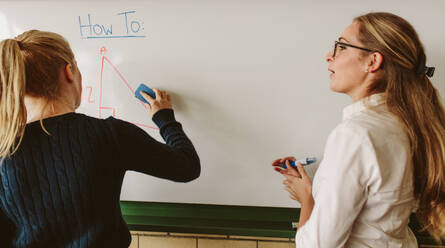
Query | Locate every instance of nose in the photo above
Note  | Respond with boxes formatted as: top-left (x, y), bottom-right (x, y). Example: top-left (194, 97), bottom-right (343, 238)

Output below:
top-left (325, 50), bottom-right (334, 62)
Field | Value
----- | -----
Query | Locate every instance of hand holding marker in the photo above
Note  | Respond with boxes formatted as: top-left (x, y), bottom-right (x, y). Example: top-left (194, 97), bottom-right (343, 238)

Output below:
top-left (283, 157), bottom-right (317, 169)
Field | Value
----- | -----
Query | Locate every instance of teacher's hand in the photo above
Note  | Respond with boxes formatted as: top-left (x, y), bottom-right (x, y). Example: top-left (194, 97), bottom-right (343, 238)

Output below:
top-left (272, 156), bottom-right (301, 178)
top-left (272, 156), bottom-right (296, 168)
top-left (283, 163), bottom-right (313, 204)
top-left (141, 88), bottom-right (173, 118)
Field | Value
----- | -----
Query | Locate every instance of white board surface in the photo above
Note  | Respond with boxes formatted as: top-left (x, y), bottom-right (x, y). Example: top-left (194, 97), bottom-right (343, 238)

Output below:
top-left (1, 0), bottom-right (444, 207)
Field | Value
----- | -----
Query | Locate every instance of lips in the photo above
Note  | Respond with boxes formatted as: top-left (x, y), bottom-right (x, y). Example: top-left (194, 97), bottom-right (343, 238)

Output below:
top-left (328, 68), bottom-right (335, 78)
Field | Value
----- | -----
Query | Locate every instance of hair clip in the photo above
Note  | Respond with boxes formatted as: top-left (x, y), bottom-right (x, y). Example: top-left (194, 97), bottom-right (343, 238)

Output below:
top-left (416, 55), bottom-right (435, 78)
top-left (424, 66), bottom-right (435, 78)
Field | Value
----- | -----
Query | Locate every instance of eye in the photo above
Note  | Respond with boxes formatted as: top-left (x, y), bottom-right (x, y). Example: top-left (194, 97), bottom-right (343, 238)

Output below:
top-left (338, 45), bottom-right (347, 50)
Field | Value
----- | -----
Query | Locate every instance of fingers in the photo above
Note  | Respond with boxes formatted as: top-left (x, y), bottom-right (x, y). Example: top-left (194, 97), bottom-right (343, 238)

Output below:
top-left (141, 92), bottom-right (155, 105)
top-left (283, 173), bottom-right (299, 182)
top-left (152, 88), bottom-right (172, 104)
top-left (284, 184), bottom-right (297, 195)
top-left (153, 88), bottom-right (161, 100)
top-left (285, 161), bottom-right (302, 178)
top-left (272, 156), bottom-right (295, 167)
top-left (296, 163), bottom-right (308, 179)
top-left (284, 185), bottom-right (299, 202)
top-left (274, 166), bottom-right (288, 175)
top-left (143, 102), bottom-right (152, 112)
top-left (272, 157), bottom-right (303, 179)
top-left (282, 156), bottom-right (296, 162)
top-left (272, 158), bottom-right (282, 167)
top-left (272, 158), bottom-right (287, 174)
top-left (153, 88), bottom-right (167, 100)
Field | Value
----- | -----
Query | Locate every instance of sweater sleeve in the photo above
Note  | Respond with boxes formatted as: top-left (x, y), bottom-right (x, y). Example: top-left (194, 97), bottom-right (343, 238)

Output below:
top-left (108, 109), bottom-right (201, 182)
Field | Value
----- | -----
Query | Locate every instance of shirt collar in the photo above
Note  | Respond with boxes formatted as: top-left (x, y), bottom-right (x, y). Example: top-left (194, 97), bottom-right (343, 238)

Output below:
top-left (342, 93), bottom-right (386, 120)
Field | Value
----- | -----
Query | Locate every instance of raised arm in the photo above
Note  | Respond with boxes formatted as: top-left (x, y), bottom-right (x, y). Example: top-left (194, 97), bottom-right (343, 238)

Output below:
top-left (110, 88), bottom-right (200, 182)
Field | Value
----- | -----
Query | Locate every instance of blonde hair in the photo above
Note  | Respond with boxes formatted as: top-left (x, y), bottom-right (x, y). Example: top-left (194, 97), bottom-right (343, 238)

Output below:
top-left (354, 12), bottom-right (445, 241)
top-left (0, 30), bottom-right (75, 158)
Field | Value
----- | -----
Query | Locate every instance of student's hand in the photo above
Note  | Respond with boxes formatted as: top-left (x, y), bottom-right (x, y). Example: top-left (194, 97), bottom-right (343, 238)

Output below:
top-left (272, 156), bottom-right (301, 177)
top-left (283, 163), bottom-right (313, 204)
top-left (141, 88), bottom-right (173, 118)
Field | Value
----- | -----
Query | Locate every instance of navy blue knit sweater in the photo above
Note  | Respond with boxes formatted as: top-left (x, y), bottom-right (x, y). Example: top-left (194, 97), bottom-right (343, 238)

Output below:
top-left (0, 109), bottom-right (200, 248)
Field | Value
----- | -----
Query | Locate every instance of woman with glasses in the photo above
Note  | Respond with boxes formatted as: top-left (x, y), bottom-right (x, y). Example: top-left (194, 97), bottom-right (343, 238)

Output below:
top-left (273, 12), bottom-right (444, 247)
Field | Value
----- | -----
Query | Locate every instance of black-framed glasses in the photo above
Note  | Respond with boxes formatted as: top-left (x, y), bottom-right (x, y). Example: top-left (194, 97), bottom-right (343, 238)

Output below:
top-left (332, 41), bottom-right (375, 58)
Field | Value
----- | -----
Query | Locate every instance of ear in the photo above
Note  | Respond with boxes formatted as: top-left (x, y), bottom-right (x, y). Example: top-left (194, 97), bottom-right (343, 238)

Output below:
top-left (368, 52), bottom-right (384, 73)
top-left (63, 63), bottom-right (75, 83)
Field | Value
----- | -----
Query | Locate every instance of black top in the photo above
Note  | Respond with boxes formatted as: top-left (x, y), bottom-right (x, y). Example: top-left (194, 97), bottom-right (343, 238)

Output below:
top-left (0, 109), bottom-right (200, 248)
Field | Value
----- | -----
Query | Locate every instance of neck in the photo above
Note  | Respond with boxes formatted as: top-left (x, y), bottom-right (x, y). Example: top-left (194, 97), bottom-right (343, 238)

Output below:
top-left (349, 83), bottom-right (372, 102)
top-left (25, 96), bottom-right (75, 123)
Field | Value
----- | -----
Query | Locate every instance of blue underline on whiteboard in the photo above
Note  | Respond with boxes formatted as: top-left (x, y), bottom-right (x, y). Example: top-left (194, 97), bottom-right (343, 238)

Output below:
top-left (82, 35), bottom-right (146, 39)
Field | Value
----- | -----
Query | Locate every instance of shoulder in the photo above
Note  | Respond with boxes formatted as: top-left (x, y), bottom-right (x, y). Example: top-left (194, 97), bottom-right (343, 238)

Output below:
top-left (331, 105), bottom-right (407, 146)
top-left (72, 113), bottom-right (137, 129)
top-left (67, 113), bottom-right (148, 144)
top-left (321, 105), bottom-right (410, 187)
top-left (327, 118), bottom-right (372, 146)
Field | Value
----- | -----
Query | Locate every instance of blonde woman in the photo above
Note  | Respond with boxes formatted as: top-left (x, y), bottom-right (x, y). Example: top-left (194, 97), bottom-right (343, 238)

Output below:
top-left (273, 12), bottom-right (444, 247)
top-left (0, 30), bottom-right (200, 247)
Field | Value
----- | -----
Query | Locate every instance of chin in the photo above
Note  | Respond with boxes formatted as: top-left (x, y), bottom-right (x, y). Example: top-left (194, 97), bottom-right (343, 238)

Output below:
top-left (74, 99), bottom-right (81, 110)
top-left (330, 81), bottom-right (339, 92)
top-left (329, 80), bottom-right (347, 94)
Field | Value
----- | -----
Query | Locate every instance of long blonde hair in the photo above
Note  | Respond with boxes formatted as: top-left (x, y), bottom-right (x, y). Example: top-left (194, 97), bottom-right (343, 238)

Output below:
top-left (0, 30), bottom-right (75, 158)
top-left (354, 12), bottom-right (445, 241)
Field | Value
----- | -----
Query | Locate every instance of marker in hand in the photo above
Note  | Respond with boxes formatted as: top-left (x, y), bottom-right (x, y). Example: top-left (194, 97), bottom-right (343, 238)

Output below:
top-left (283, 157), bottom-right (317, 169)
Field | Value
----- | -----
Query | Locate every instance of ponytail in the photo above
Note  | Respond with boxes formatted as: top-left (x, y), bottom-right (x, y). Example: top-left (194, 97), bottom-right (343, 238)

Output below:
top-left (386, 74), bottom-right (445, 242)
top-left (0, 30), bottom-right (74, 159)
top-left (355, 12), bottom-right (445, 242)
top-left (0, 39), bottom-right (27, 158)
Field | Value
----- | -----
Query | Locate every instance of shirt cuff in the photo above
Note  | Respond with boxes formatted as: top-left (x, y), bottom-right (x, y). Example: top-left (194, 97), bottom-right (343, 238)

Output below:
top-left (295, 223), bottom-right (307, 247)
top-left (152, 109), bottom-right (176, 129)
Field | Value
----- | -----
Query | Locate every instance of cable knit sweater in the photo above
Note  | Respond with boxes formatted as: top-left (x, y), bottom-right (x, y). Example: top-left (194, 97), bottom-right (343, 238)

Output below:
top-left (0, 109), bottom-right (200, 248)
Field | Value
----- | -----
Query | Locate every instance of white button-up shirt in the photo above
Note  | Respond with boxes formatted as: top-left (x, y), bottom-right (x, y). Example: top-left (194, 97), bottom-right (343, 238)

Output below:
top-left (295, 93), bottom-right (418, 247)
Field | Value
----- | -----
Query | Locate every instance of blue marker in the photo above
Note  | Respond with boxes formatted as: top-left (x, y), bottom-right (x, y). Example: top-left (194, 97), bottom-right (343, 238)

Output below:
top-left (135, 83), bottom-right (156, 104)
top-left (283, 157), bottom-right (317, 169)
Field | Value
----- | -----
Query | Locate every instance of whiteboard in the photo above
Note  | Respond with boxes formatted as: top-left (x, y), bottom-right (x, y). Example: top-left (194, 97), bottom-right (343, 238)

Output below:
top-left (1, 0), bottom-right (444, 207)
